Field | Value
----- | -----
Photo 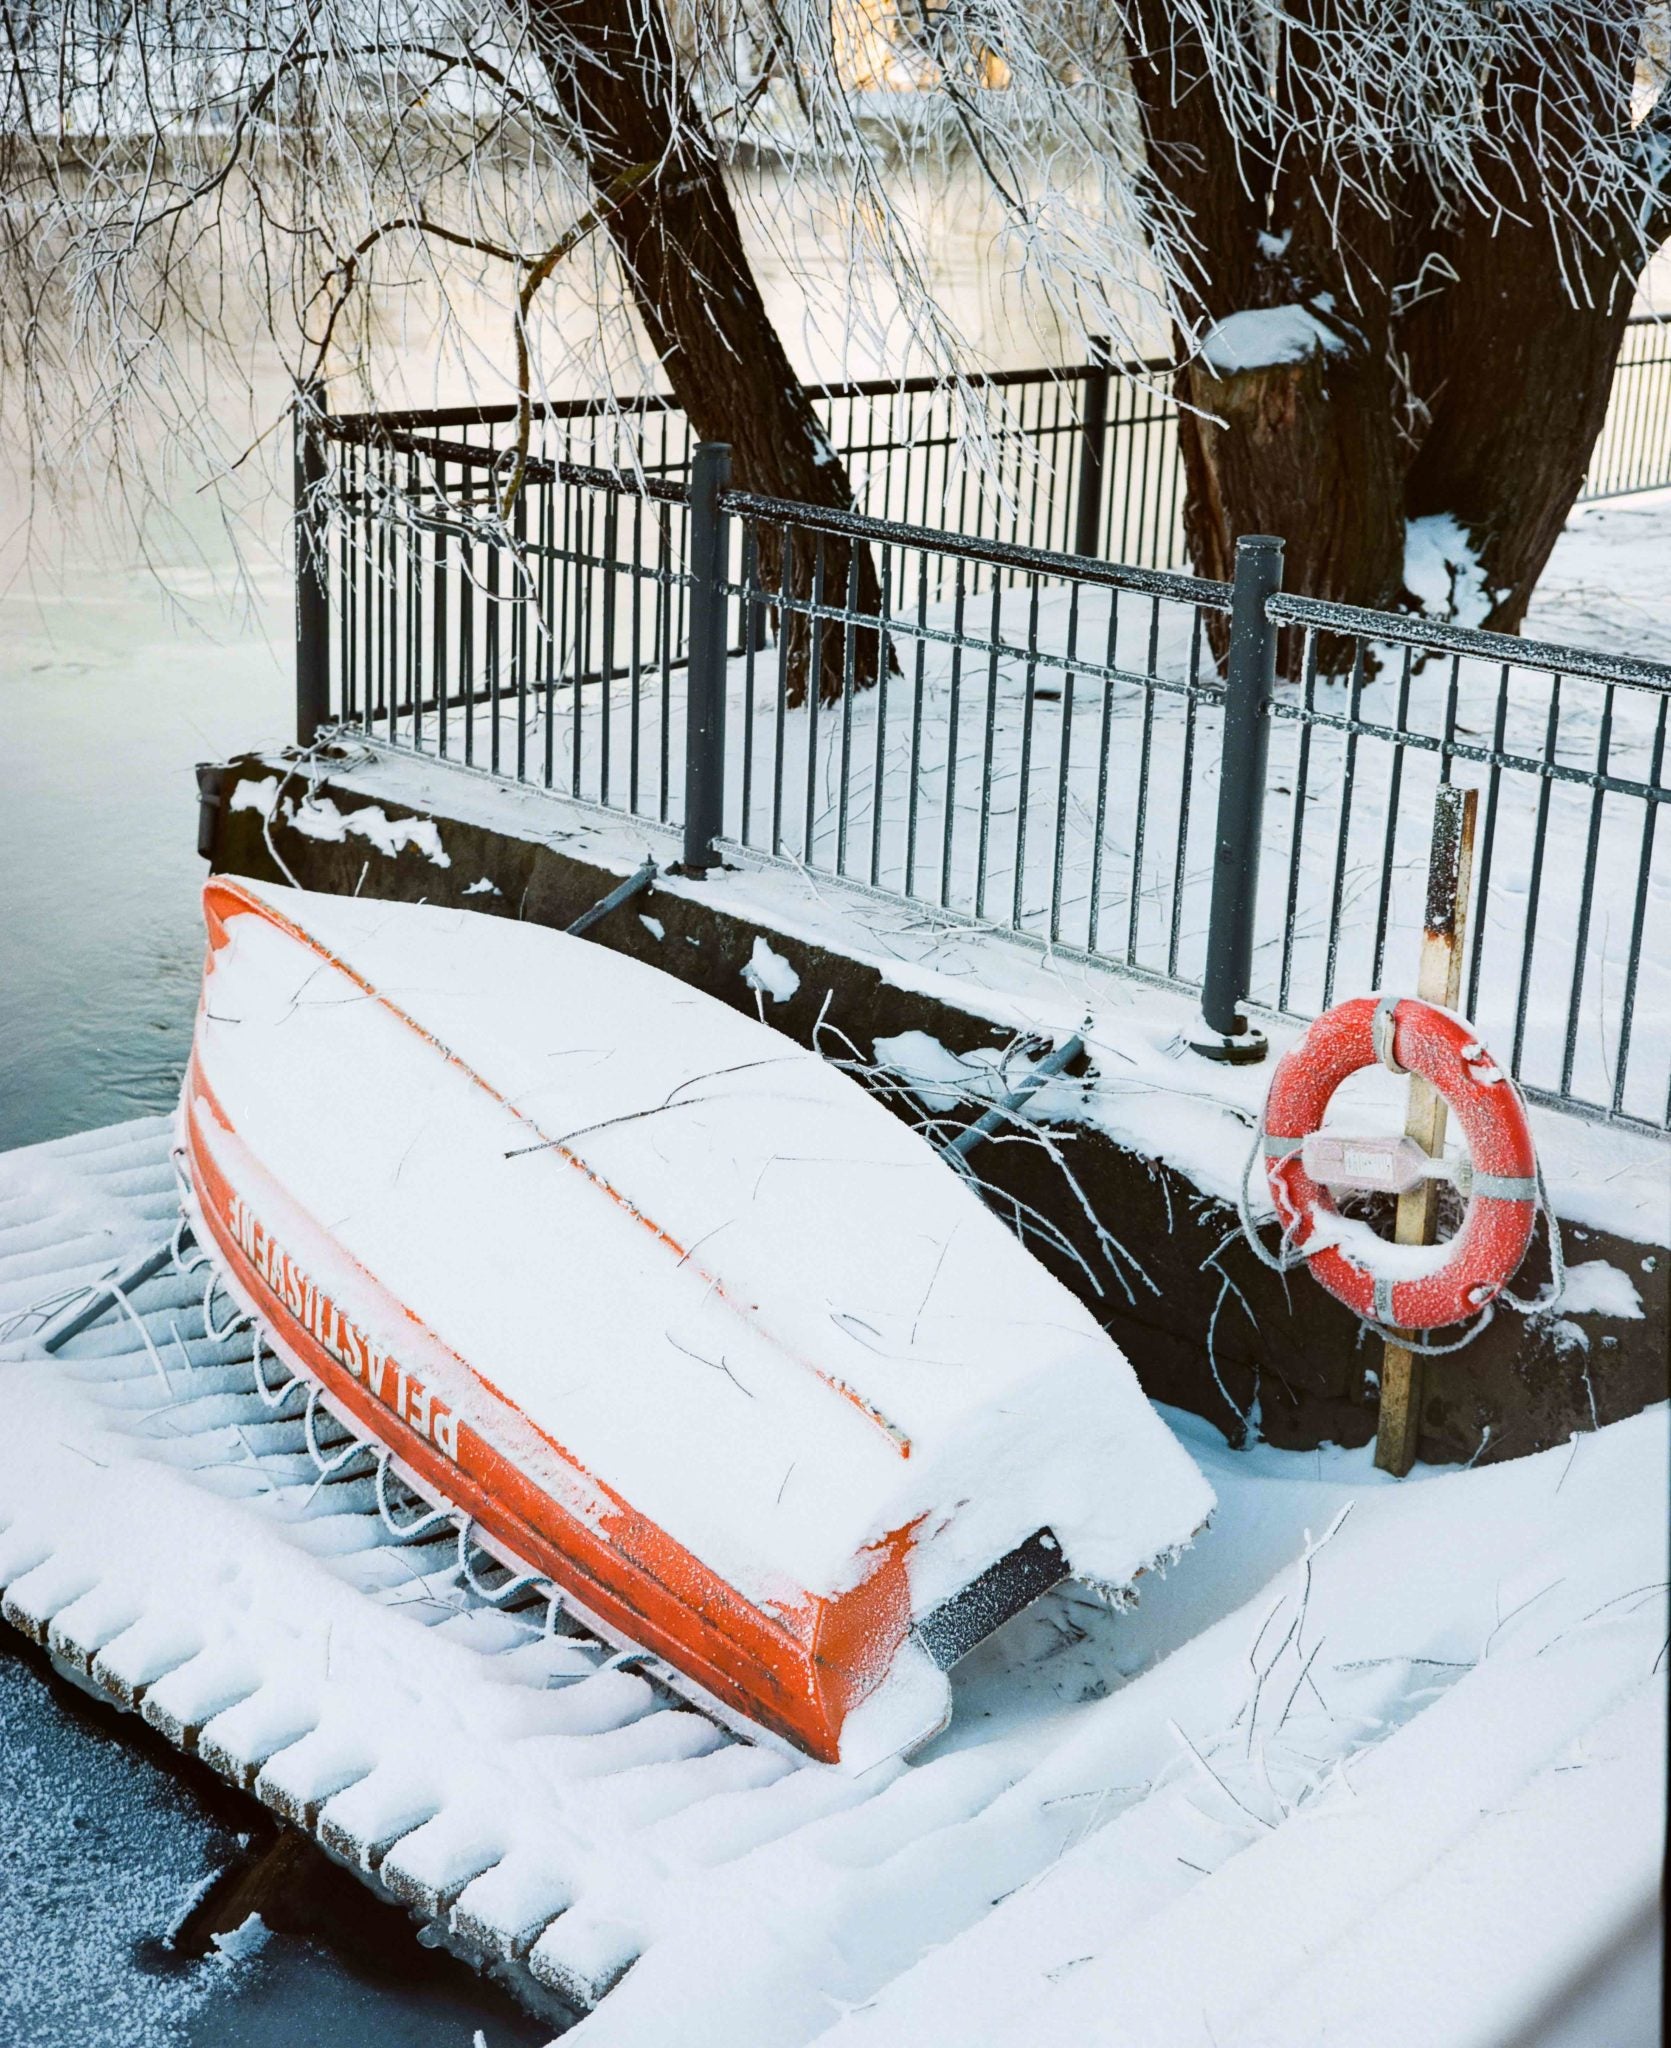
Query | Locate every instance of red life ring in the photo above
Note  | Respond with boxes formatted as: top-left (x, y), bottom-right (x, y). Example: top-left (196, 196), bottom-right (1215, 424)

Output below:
top-left (1262, 997), bottom-right (1538, 1331)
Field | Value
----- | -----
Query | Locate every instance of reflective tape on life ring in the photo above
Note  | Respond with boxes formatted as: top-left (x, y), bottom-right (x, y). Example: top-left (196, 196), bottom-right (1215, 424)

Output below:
top-left (1261, 997), bottom-right (1538, 1332)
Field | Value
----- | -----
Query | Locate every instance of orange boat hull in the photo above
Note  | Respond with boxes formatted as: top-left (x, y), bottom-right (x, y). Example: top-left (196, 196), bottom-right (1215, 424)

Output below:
top-left (185, 880), bottom-right (913, 1763)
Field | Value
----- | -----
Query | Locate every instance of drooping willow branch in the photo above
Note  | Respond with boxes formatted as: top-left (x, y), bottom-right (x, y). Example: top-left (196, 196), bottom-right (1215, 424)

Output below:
top-left (305, 216), bottom-right (530, 369)
top-left (3, 0), bottom-right (1664, 610)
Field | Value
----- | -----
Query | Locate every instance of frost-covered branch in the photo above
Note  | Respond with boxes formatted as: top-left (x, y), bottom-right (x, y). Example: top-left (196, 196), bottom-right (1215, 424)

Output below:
top-left (1, 0), bottom-right (1665, 586)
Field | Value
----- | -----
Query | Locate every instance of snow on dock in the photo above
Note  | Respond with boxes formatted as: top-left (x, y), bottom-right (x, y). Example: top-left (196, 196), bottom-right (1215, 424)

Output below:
top-left (2, 1117), bottom-right (1665, 2045)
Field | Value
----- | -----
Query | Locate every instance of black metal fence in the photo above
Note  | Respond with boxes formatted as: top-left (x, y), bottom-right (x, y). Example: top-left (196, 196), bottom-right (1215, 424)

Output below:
top-left (298, 330), bottom-right (1671, 1134)
top-left (1581, 316), bottom-right (1671, 500)
top-left (324, 342), bottom-right (1185, 579)
top-left (317, 309), bottom-right (1669, 588)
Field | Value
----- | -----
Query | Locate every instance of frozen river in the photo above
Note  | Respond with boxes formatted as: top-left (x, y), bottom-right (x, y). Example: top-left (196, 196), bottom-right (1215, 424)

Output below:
top-left (0, 529), bottom-right (293, 1152)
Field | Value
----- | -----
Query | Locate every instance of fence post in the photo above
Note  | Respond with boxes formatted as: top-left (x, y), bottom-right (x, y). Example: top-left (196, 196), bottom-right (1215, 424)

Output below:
top-left (1191, 533), bottom-right (1285, 1063)
top-left (681, 441), bottom-right (732, 873)
top-left (294, 384), bottom-right (331, 747)
top-left (1072, 336), bottom-right (1111, 560)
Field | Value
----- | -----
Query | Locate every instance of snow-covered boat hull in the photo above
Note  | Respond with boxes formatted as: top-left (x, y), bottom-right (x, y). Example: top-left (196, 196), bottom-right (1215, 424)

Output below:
top-left (182, 876), bottom-right (1212, 1764)
top-left (186, 1071), bottom-right (909, 1758)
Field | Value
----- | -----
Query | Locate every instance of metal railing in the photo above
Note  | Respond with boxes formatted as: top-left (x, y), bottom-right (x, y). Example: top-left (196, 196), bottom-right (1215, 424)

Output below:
top-left (297, 336), bottom-right (1671, 1133)
top-left (324, 342), bottom-right (1187, 574)
top-left (1250, 587), bottom-right (1670, 1130)
top-left (315, 307), bottom-right (1670, 594)
top-left (1581, 315), bottom-right (1671, 500)
top-left (705, 495), bottom-right (1670, 1129)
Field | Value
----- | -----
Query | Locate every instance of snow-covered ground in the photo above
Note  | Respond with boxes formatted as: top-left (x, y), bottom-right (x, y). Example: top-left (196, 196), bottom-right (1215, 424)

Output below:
top-left (1522, 489), bottom-right (1671, 665)
top-left (2, 1091), bottom-right (1663, 2047)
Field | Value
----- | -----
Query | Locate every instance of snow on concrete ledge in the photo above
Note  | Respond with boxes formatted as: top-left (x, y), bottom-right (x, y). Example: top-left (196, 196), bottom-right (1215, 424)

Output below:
top-left (264, 741), bottom-right (1671, 1255)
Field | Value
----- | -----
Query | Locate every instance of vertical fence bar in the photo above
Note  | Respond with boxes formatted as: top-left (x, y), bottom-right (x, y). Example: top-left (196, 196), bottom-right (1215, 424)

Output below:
top-left (1192, 534), bottom-right (1285, 1060)
top-left (434, 457), bottom-right (449, 759)
top-left (771, 524), bottom-right (792, 857)
top-left (294, 387), bottom-right (331, 745)
top-left (600, 493), bottom-right (618, 803)
top-left (512, 488), bottom-right (528, 781)
top-left (682, 443), bottom-right (732, 871)
top-left (739, 521), bottom-right (759, 842)
top-left (403, 451), bottom-right (418, 734)
top-left (486, 528), bottom-right (502, 775)
top-left (460, 524), bottom-right (475, 768)
top-left (1126, 599), bottom-right (1160, 964)
top-left (1611, 697), bottom-right (1666, 1118)
top-left (340, 442), bottom-right (357, 728)
top-left (1073, 338), bottom-right (1110, 561)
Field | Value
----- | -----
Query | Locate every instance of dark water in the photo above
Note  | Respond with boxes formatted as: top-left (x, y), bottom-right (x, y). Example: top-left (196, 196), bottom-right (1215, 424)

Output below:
top-left (0, 534), bottom-right (292, 1151)
top-left (0, 1634), bottom-right (551, 2048)
top-left (1, 534), bottom-right (555, 2041)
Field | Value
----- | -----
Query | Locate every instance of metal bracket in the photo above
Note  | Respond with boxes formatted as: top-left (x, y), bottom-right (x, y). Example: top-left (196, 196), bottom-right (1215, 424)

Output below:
top-left (945, 1033), bottom-right (1086, 1160)
top-left (912, 1529), bottom-right (1068, 1671)
top-left (1298, 1132), bottom-right (1541, 1205)
top-left (39, 1238), bottom-right (183, 1354)
top-left (195, 762), bottom-right (229, 862)
top-left (1371, 994), bottom-right (1408, 1075)
top-left (565, 861), bottom-right (657, 939)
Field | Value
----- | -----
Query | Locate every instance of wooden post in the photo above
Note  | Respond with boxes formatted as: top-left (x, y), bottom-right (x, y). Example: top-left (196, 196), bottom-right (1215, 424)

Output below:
top-left (1374, 783), bottom-right (1478, 1475)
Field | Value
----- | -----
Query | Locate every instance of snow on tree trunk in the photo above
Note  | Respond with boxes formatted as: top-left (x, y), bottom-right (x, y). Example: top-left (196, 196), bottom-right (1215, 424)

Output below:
top-left (524, 0), bottom-right (886, 704)
top-left (1175, 341), bottom-right (1407, 671)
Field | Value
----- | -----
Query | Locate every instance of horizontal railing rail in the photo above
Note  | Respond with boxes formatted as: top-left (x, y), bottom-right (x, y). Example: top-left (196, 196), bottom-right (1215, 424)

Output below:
top-left (323, 357), bottom-right (1160, 437)
top-left (1266, 589), bottom-right (1671, 693)
top-left (721, 490), bottom-right (1227, 606)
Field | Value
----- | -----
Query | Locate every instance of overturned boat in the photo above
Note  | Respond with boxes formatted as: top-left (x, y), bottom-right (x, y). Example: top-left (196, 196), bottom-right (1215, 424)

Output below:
top-left (180, 876), bottom-right (1211, 1765)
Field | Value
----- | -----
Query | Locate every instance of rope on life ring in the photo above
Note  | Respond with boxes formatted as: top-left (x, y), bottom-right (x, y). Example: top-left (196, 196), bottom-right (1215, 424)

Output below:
top-left (1235, 996), bottom-right (1563, 1347)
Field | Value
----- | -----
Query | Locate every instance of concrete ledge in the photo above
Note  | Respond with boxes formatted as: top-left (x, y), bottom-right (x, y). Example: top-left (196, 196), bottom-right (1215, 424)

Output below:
top-left (203, 743), bottom-right (1670, 1468)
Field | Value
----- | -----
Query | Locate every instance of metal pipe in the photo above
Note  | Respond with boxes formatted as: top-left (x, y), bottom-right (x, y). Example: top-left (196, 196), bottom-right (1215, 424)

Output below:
top-left (1194, 535), bottom-right (1284, 1062)
top-left (40, 1241), bottom-right (178, 1354)
top-left (565, 861), bottom-right (657, 938)
top-left (946, 1034), bottom-right (1085, 1159)
top-left (681, 443), bottom-right (732, 872)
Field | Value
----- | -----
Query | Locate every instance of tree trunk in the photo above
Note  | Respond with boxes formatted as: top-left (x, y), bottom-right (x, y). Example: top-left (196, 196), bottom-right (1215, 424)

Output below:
top-left (1175, 340), bottom-right (1407, 670)
top-left (525, 0), bottom-right (884, 704)
top-left (1401, 242), bottom-right (1635, 634)
top-left (1126, 2), bottom-right (1660, 639)
top-left (1126, 0), bottom-right (1406, 668)
top-left (1397, 24), bottom-right (1643, 634)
